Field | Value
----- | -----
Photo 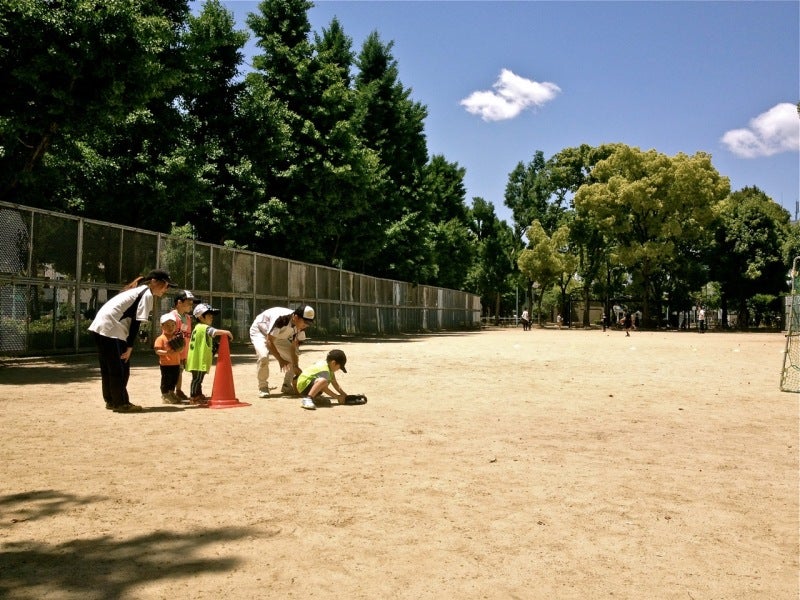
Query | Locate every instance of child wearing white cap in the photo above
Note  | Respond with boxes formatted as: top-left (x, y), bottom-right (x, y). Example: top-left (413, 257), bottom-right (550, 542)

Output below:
top-left (185, 303), bottom-right (233, 405)
top-left (153, 313), bottom-right (184, 404)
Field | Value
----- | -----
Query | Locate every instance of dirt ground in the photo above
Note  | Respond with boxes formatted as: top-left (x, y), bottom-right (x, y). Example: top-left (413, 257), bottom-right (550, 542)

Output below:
top-left (0, 327), bottom-right (797, 599)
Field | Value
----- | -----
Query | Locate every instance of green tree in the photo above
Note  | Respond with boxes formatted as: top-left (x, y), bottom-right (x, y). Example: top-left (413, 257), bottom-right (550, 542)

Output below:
top-left (354, 32), bottom-right (431, 282)
top-left (517, 220), bottom-right (567, 326)
top-left (246, 2), bottom-right (385, 267)
top-left (504, 151), bottom-right (556, 238)
top-left (575, 146), bottom-right (728, 327)
top-left (0, 0), bottom-right (189, 207)
top-left (422, 156), bottom-right (473, 289)
top-left (712, 186), bottom-right (790, 329)
top-left (179, 0), bottom-right (251, 244)
top-left (546, 144), bottom-right (617, 326)
top-left (466, 198), bottom-right (515, 322)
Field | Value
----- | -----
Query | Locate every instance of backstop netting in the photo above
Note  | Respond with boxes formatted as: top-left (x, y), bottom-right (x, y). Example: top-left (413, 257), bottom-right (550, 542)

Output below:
top-left (780, 256), bottom-right (800, 392)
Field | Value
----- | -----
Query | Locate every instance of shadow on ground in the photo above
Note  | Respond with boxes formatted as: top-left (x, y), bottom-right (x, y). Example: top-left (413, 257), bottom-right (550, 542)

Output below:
top-left (0, 490), bottom-right (257, 600)
top-left (0, 330), bottom-right (484, 386)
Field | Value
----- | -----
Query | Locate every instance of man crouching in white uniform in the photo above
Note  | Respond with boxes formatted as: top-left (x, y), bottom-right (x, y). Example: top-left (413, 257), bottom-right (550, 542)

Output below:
top-left (249, 305), bottom-right (314, 398)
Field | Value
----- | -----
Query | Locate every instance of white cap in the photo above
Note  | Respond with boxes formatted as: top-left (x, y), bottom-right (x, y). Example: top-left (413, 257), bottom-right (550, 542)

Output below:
top-left (294, 305), bottom-right (315, 322)
top-left (193, 303), bottom-right (220, 318)
top-left (160, 313), bottom-right (175, 325)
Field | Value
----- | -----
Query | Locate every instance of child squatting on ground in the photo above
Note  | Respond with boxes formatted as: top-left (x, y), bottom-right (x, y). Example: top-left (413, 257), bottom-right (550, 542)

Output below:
top-left (153, 313), bottom-right (185, 404)
top-left (185, 303), bottom-right (233, 406)
top-left (293, 349), bottom-right (349, 411)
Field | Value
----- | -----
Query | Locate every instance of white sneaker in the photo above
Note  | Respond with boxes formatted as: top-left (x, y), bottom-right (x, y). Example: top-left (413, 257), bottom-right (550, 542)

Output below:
top-left (301, 397), bottom-right (316, 410)
top-left (258, 390), bottom-right (270, 398)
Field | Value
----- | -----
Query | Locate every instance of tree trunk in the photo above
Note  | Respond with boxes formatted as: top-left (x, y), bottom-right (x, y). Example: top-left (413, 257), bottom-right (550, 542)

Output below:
top-left (721, 295), bottom-right (729, 329)
top-left (582, 285), bottom-right (591, 327)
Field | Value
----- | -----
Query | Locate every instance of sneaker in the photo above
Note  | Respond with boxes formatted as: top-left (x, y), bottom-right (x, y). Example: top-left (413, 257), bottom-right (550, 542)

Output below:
top-left (113, 403), bottom-right (143, 413)
top-left (174, 390), bottom-right (189, 401)
top-left (258, 390), bottom-right (270, 399)
top-left (301, 397), bottom-right (316, 410)
top-left (162, 392), bottom-right (181, 404)
top-left (281, 384), bottom-right (294, 395)
top-left (190, 395), bottom-right (209, 406)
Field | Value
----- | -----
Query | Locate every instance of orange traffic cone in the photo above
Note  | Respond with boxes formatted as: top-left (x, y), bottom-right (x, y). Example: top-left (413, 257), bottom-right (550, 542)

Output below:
top-left (209, 336), bottom-right (250, 409)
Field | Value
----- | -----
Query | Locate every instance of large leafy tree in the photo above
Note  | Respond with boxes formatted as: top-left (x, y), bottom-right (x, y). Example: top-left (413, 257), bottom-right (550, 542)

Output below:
top-left (466, 198), bottom-right (515, 321)
top-left (504, 151), bottom-right (555, 239)
top-left (0, 0), bottom-right (189, 208)
top-left (712, 186), bottom-right (790, 329)
top-left (547, 144), bottom-right (617, 326)
top-left (354, 32), bottom-right (431, 282)
top-left (422, 155), bottom-right (473, 289)
top-left (179, 0), bottom-right (251, 244)
top-left (305, 18), bottom-right (385, 269)
top-left (246, 1), bottom-right (385, 267)
top-left (517, 220), bottom-right (571, 326)
top-left (575, 145), bottom-right (728, 327)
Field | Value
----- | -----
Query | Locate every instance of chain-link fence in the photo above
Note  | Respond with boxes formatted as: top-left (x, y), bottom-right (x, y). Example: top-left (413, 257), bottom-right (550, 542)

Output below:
top-left (0, 201), bottom-right (481, 356)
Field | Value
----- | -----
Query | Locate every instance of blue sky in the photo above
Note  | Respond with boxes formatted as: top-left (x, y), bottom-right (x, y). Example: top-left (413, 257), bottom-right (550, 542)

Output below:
top-left (214, 1), bottom-right (799, 224)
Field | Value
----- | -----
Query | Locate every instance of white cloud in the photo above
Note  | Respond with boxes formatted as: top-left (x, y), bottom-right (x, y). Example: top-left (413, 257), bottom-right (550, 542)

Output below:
top-left (460, 69), bottom-right (561, 122)
top-left (721, 102), bottom-right (800, 158)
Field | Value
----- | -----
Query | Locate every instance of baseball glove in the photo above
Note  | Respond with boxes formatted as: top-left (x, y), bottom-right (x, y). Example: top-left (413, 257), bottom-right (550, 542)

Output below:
top-left (167, 333), bottom-right (185, 353)
top-left (343, 394), bottom-right (367, 406)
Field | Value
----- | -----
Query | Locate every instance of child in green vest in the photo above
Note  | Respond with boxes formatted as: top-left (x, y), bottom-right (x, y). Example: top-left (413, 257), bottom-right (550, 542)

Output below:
top-left (185, 303), bottom-right (233, 405)
top-left (293, 349), bottom-right (348, 410)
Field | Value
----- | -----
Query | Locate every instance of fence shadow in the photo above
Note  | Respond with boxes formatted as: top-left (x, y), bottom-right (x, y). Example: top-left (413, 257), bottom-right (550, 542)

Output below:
top-left (0, 490), bottom-right (256, 600)
top-left (0, 329), bottom-right (485, 384)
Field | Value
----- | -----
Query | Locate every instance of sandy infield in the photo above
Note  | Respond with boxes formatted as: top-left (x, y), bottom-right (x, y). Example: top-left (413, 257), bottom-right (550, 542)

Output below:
top-left (1, 327), bottom-right (797, 599)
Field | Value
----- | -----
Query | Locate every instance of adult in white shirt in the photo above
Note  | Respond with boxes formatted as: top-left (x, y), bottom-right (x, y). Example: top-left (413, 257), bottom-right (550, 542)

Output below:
top-left (88, 269), bottom-right (177, 412)
top-left (249, 305), bottom-right (315, 397)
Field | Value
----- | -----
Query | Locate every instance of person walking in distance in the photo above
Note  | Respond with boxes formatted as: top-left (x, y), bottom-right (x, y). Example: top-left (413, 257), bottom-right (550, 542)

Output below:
top-left (521, 308), bottom-right (530, 331)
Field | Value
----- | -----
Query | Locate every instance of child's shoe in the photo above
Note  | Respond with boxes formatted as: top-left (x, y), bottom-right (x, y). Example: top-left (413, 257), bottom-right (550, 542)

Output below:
top-left (190, 395), bottom-right (209, 406)
top-left (162, 392), bottom-right (181, 404)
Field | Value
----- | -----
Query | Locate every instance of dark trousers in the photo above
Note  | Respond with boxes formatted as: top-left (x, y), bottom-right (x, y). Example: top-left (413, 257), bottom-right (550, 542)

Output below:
top-left (93, 332), bottom-right (130, 407)
top-left (189, 371), bottom-right (207, 398)
top-left (160, 365), bottom-right (180, 394)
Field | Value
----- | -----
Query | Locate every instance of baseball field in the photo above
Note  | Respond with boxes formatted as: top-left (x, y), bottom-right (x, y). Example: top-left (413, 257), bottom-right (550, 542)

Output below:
top-left (1, 327), bottom-right (797, 599)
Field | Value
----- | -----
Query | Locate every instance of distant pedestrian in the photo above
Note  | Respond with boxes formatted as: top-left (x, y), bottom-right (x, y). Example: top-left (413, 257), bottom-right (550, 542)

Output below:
top-left (624, 312), bottom-right (632, 337)
top-left (521, 309), bottom-right (530, 331)
top-left (698, 308), bottom-right (706, 333)
top-left (601, 312), bottom-right (608, 332)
